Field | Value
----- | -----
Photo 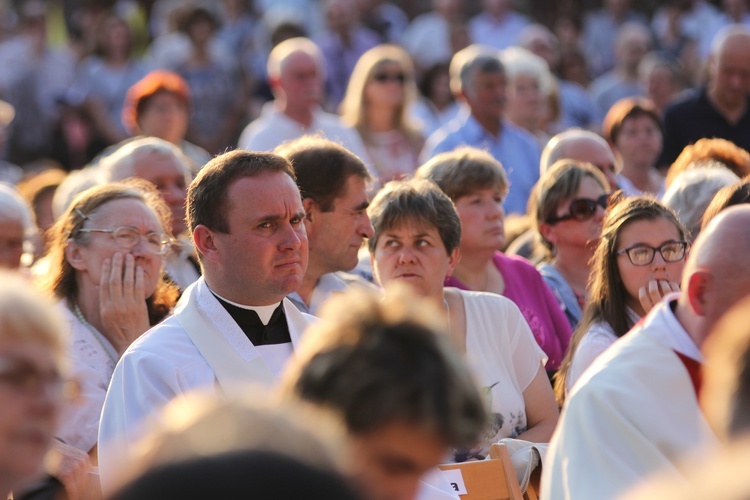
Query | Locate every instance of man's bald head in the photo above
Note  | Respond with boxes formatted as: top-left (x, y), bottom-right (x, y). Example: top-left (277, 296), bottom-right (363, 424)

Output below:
top-left (679, 205), bottom-right (750, 346)
top-left (540, 130), bottom-right (619, 189)
top-left (708, 26), bottom-right (750, 109)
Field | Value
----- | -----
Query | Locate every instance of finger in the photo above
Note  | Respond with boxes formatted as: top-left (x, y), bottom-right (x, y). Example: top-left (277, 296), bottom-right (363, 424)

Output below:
top-left (638, 285), bottom-right (653, 310)
top-left (123, 253), bottom-right (135, 298)
top-left (648, 279), bottom-right (661, 303)
top-left (109, 252), bottom-right (123, 302)
top-left (99, 258), bottom-right (112, 300)
top-left (134, 264), bottom-right (145, 300)
top-left (659, 280), bottom-right (672, 296)
top-left (669, 281), bottom-right (681, 292)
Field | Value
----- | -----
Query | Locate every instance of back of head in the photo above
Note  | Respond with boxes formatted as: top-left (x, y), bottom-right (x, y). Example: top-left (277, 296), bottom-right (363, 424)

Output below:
top-left (449, 44), bottom-right (503, 97)
top-left (274, 135), bottom-right (370, 211)
top-left (666, 138), bottom-right (750, 188)
top-left (662, 163), bottom-right (739, 239)
top-left (99, 137), bottom-right (191, 184)
top-left (186, 150), bottom-right (294, 235)
top-left (701, 178), bottom-right (750, 231)
top-left (280, 285), bottom-right (486, 449)
top-left (540, 129), bottom-right (616, 175)
top-left (415, 146), bottom-right (508, 201)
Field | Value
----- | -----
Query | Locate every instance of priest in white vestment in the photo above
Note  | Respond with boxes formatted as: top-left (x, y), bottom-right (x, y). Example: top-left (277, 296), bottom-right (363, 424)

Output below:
top-left (542, 206), bottom-right (750, 499)
top-left (98, 151), bottom-right (315, 492)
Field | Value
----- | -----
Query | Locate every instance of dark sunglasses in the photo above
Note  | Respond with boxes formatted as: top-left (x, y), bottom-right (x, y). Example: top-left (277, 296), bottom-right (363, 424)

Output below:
top-left (372, 72), bottom-right (406, 84)
top-left (546, 193), bottom-right (610, 224)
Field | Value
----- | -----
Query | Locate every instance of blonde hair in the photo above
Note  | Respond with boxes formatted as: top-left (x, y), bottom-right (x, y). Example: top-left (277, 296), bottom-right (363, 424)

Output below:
top-left (339, 44), bottom-right (422, 148)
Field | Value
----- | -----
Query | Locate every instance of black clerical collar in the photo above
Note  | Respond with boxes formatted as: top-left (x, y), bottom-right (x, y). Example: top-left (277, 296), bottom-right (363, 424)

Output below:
top-left (212, 293), bottom-right (291, 346)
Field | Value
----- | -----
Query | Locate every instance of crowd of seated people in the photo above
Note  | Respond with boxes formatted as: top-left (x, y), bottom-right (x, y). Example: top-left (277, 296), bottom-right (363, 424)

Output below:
top-left (0, 1), bottom-right (749, 499)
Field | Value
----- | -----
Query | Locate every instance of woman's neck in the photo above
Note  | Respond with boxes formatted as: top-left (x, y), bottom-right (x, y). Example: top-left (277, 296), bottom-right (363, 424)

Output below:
top-left (452, 248), bottom-right (495, 288)
top-left (367, 105), bottom-right (397, 133)
top-left (621, 162), bottom-right (656, 193)
top-left (73, 277), bottom-right (109, 340)
top-left (552, 246), bottom-right (593, 295)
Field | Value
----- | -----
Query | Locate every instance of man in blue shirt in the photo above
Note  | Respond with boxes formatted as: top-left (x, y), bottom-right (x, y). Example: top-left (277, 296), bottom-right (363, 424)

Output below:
top-left (420, 45), bottom-right (541, 214)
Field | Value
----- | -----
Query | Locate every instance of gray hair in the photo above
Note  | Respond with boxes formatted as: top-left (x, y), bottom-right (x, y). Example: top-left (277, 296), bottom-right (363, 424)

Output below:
top-left (710, 24), bottom-right (750, 58)
top-left (99, 137), bottom-right (192, 183)
top-left (449, 44), bottom-right (503, 96)
top-left (501, 46), bottom-right (554, 96)
top-left (0, 183), bottom-right (36, 239)
top-left (662, 163), bottom-right (740, 240)
top-left (267, 37), bottom-right (324, 81)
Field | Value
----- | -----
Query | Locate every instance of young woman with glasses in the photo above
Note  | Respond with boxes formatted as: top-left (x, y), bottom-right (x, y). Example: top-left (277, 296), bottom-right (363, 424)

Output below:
top-left (532, 160), bottom-right (611, 330)
top-left (554, 196), bottom-right (688, 403)
top-left (339, 44), bottom-right (424, 188)
top-left (38, 179), bottom-right (178, 464)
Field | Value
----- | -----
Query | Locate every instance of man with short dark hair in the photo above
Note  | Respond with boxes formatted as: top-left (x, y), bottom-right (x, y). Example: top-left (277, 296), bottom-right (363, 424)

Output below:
top-left (281, 286), bottom-right (486, 500)
top-left (275, 136), bottom-right (374, 314)
top-left (98, 150), bottom-right (315, 492)
top-left (659, 25), bottom-right (750, 167)
top-left (420, 45), bottom-right (541, 215)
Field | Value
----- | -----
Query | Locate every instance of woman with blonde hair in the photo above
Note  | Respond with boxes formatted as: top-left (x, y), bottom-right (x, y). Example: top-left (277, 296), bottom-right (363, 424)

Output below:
top-left (40, 179), bottom-right (178, 462)
top-left (340, 44), bottom-right (424, 186)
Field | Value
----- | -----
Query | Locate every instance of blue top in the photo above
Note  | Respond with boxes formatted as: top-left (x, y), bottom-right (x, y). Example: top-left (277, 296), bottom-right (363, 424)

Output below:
top-left (420, 109), bottom-right (542, 215)
top-left (537, 262), bottom-right (583, 330)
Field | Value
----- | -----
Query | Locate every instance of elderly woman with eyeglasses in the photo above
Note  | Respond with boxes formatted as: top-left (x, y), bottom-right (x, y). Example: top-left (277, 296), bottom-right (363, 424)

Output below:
top-left (39, 179), bottom-right (178, 462)
top-left (532, 160), bottom-right (611, 330)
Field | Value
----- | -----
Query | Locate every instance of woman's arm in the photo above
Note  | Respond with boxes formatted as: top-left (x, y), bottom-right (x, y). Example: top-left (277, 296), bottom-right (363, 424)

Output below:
top-left (518, 364), bottom-right (560, 443)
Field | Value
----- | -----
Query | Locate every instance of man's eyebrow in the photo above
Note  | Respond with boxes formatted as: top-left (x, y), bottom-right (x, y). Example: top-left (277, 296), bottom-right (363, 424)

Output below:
top-left (354, 200), bottom-right (370, 211)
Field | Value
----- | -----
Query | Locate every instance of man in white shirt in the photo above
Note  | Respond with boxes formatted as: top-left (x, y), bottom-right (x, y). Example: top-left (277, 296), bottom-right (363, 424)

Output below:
top-left (542, 206), bottom-right (750, 499)
top-left (237, 37), bottom-right (371, 166)
top-left (468, 0), bottom-right (529, 50)
top-left (275, 136), bottom-right (375, 314)
top-left (98, 150), bottom-right (315, 492)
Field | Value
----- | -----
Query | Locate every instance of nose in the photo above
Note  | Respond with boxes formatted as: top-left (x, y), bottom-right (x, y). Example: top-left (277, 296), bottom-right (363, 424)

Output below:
top-left (360, 213), bottom-right (375, 239)
top-left (279, 221), bottom-right (304, 251)
top-left (398, 246), bottom-right (416, 264)
top-left (489, 201), bottom-right (505, 219)
top-left (651, 249), bottom-right (667, 268)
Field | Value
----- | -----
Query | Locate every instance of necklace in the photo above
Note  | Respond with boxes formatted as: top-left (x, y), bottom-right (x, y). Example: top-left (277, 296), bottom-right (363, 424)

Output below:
top-left (71, 303), bottom-right (117, 367)
top-left (443, 296), bottom-right (451, 336)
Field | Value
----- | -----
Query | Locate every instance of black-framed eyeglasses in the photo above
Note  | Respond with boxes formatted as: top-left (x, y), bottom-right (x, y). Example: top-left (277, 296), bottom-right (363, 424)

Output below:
top-left (372, 71), bottom-right (406, 84)
top-left (617, 241), bottom-right (688, 266)
top-left (546, 193), bottom-right (610, 224)
top-left (76, 226), bottom-right (172, 255)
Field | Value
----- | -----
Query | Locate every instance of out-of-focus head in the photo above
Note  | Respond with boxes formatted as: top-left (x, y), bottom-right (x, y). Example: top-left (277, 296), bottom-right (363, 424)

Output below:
top-left (541, 129), bottom-right (620, 189)
top-left (0, 271), bottom-right (67, 493)
top-left (267, 37), bottom-right (325, 109)
top-left (280, 285), bottom-right (486, 500)
top-left (415, 147), bottom-right (508, 250)
top-left (43, 180), bottom-right (172, 303)
top-left (532, 159), bottom-right (610, 256)
top-left (178, 6), bottom-right (220, 46)
top-left (614, 22), bottom-right (652, 71)
top-left (501, 46), bottom-right (554, 126)
top-left (109, 392), bottom-right (355, 498)
top-left (666, 137), bottom-right (750, 188)
top-left (94, 14), bottom-right (133, 58)
top-left (662, 162), bottom-right (740, 239)
top-left (340, 44), bottom-right (418, 133)
top-left (324, 0), bottom-right (359, 32)
top-left (99, 138), bottom-right (192, 236)
top-left (0, 184), bottom-right (36, 270)
top-left (275, 135), bottom-right (373, 273)
top-left (519, 24), bottom-right (560, 70)
top-left (450, 45), bottom-right (506, 119)
top-left (602, 97), bottom-right (663, 168)
top-left (678, 205), bottom-right (750, 347)
top-left (638, 52), bottom-right (684, 110)
top-left (17, 168), bottom-right (67, 239)
top-left (708, 25), bottom-right (750, 110)
top-left (701, 178), bottom-right (750, 231)
top-left (123, 71), bottom-right (191, 144)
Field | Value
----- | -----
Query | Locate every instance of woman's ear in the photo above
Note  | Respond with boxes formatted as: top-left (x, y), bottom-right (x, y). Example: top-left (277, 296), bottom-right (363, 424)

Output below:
top-left (65, 240), bottom-right (88, 272)
top-left (539, 222), bottom-right (557, 247)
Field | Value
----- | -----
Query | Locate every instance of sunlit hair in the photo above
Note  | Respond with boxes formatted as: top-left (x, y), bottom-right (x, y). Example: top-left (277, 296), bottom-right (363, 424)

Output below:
top-left (122, 71), bottom-right (191, 135)
top-left (279, 284), bottom-right (486, 448)
top-left (449, 44), bottom-right (504, 97)
top-left (0, 183), bottom-right (36, 239)
top-left (267, 37), bottom-right (324, 81)
top-left (99, 137), bottom-right (192, 185)
top-left (701, 178), bottom-right (750, 231)
top-left (0, 270), bottom-right (66, 370)
top-left (530, 159), bottom-right (610, 257)
top-left (553, 195), bottom-right (687, 404)
top-left (666, 138), bottom-right (750, 188)
top-left (339, 44), bottom-right (422, 148)
top-left (500, 46), bottom-right (554, 97)
top-left (368, 179), bottom-right (461, 255)
top-left (40, 179), bottom-right (177, 325)
top-left (602, 97), bottom-right (662, 146)
top-left (415, 146), bottom-right (508, 201)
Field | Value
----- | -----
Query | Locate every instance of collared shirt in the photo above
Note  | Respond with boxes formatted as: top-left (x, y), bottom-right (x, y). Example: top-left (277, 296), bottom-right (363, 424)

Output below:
top-left (400, 12), bottom-right (451, 68)
top-left (238, 102), bottom-right (372, 170)
top-left (420, 109), bottom-right (541, 214)
top-left (468, 11), bottom-right (529, 50)
top-left (659, 87), bottom-right (750, 166)
top-left (649, 295), bottom-right (702, 362)
top-left (287, 271), bottom-right (376, 315)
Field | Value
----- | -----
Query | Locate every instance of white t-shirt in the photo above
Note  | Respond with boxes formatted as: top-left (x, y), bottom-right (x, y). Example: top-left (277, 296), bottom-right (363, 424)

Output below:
top-left (458, 289), bottom-right (546, 455)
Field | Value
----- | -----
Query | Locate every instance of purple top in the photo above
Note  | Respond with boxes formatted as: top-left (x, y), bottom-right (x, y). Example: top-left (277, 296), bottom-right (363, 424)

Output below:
top-left (445, 252), bottom-right (572, 370)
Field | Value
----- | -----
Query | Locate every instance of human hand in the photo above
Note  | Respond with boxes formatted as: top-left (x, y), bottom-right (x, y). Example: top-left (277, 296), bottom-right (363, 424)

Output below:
top-left (638, 280), bottom-right (680, 314)
top-left (45, 440), bottom-right (95, 500)
top-left (99, 252), bottom-right (151, 355)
